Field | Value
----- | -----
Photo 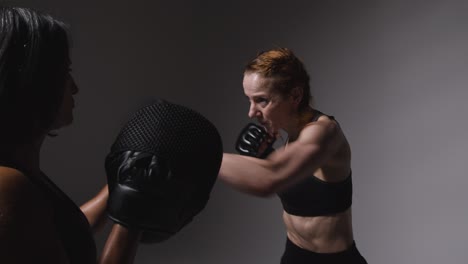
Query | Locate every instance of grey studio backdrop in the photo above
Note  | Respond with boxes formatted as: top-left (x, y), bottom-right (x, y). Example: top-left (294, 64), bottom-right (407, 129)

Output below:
top-left (3, 0), bottom-right (468, 263)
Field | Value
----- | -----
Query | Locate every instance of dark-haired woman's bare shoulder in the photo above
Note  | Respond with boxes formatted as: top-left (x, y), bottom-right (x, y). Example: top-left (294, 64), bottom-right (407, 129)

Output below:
top-left (0, 166), bottom-right (46, 212)
top-left (0, 166), bottom-right (48, 209)
top-left (0, 166), bottom-right (52, 243)
top-left (0, 167), bottom-right (69, 263)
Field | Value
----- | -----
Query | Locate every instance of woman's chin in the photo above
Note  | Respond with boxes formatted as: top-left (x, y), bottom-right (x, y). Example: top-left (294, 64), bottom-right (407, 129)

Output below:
top-left (50, 117), bottom-right (74, 131)
top-left (266, 128), bottom-right (278, 138)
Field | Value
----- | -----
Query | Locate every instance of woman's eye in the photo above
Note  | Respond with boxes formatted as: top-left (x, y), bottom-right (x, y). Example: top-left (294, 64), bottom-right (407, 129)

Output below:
top-left (255, 98), bottom-right (268, 106)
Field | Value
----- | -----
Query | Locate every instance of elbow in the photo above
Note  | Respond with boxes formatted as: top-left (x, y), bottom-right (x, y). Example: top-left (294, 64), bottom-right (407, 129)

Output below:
top-left (248, 180), bottom-right (279, 198)
top-left (249, 162), bottom-right (285, 198)
top-left (249, 188), bottom-right (275, 198)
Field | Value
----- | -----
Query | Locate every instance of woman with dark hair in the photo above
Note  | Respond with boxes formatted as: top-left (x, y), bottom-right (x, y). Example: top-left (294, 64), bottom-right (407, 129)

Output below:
top-left (0, 7), bottom-right (140, 263)
top-left (219, 48), bottom-right (367, 263)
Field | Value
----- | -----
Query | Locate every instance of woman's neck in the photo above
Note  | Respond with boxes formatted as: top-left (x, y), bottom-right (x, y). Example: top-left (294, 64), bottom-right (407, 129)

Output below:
top-left (0, 137), bottom-right (44, 174)
top-left (285, 107), bottom-right (315, 142)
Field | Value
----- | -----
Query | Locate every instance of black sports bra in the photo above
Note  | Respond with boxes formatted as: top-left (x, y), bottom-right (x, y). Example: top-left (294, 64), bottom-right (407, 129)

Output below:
top-left (0, 161), bottom-right (96, 263)
top-left (277, 111), bottom-right (353, 216)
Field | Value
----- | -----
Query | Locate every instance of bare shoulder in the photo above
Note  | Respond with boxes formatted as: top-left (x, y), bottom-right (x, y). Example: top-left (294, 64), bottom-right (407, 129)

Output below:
top-left (0, 166), bottom-right (32, 186)
top-left (0, 166), bottom-right (52, 230)
top-left (298, 115), bottom-right (340, 145)
top-left (0, 166), bottom-right (49, 209)
top-left (0, 167), bottom-right (68, 263)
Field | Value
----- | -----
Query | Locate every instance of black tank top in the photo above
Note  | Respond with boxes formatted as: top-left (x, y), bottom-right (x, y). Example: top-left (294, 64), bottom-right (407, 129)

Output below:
top-left (1, 162), bottom-right (97, 263)
top-left (277, 111), bottom-right (353, 216)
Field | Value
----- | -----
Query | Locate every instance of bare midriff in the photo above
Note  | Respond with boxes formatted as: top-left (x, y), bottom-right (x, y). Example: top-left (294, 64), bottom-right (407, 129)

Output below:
top-left (283, 208), bottom-right (354, 253)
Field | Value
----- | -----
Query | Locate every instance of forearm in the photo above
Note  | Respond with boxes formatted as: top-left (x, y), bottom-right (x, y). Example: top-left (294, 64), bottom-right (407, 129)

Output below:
top-left (220, 141), bottom-right (324, 196)
top-left (98, 224), bottom-right (142, 264)
top-left (80, 185), bottom-right (109, 233)
top-left (218, 153), bottom-right (277, 197)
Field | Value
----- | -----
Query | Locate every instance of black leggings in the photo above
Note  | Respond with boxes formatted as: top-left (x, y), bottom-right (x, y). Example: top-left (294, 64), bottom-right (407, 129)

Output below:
top-left (280, 238), bottom-right (368, 264)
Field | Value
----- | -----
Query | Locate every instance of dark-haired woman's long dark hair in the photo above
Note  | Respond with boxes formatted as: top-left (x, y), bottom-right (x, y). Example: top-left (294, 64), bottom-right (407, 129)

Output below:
top-left (0, 7), bottom-right (70, 144)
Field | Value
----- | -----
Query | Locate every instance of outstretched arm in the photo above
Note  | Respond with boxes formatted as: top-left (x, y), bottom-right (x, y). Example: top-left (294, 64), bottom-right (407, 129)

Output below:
top-left (219, 119), bottom-right (341, 196)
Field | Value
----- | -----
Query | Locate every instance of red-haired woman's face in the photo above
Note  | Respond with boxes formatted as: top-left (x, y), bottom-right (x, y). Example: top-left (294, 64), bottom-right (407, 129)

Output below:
top-left (243, 72), bottom-right (297, 135)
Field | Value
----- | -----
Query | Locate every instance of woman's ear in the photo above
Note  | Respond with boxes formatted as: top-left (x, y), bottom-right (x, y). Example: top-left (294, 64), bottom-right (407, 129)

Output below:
top-left (290, 87), bottom-right (303, 105)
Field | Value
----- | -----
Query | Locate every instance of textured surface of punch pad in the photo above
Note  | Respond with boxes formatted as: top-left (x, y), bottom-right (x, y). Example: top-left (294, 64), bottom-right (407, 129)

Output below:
top-left (109, 99), bottom-right (223, 180)
top-left (105, 99), bottom-right (223, 243)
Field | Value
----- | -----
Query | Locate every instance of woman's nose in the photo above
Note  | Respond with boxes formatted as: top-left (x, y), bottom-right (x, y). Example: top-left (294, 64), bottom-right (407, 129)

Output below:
top-left (69, 75), bottom-right (79, 95)
top-left (248, 103), bottom-right (259, 119)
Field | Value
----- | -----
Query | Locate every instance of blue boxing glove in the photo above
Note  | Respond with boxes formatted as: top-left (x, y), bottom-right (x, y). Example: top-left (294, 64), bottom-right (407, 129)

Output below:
top-left (235, 123), bottom-right (275, 159)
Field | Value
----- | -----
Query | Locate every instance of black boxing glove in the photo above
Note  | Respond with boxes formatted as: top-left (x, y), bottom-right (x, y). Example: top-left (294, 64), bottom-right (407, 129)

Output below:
top-left (105, 99), bottom-right (223, 243)
top-left (106, 151), bottom-right (177, 243)
top-left (235, 123), bottom-right (275, 159)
